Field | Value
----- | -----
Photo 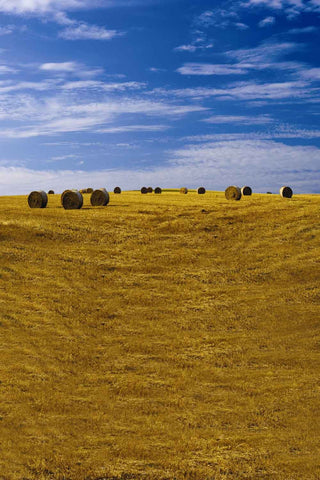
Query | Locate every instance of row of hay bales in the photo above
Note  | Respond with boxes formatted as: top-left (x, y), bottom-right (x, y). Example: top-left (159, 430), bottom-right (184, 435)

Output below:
top-left (140, 187), bottom-right (207, 194)
top-left (225, 185), bottom-right (293, 200)
top-left (28, 189), bottom-right (111, 210)
top-left (80, 187), bottom-right (121, 194)
top-left (28, 185), bottom-right (294, 209)
top-left (141, 187), bottom-right (162, 194)
top-left (47, 187), bottom-right (122, 195)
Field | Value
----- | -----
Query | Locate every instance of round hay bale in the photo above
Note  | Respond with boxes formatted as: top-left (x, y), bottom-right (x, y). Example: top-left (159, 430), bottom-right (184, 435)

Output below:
top-left (180, 187), bottom-right (188, 194)
top-left (147, 187), bottom-right (153, 193)
top-left (62, 190), bottom-right (83, 210)
top-left (80, 188), bottom-right (87, 194)
top-left (154, 187), bottom-right (162, 194)
top-left (241, 186), bottom-right (252, 196)
top-left (114, 186), bottom-right (121, 194)
top-left (141, 187), bottom-right (148, 194)
top-left (225, 186), bottom-right (242, 201)
top-left (61, 189), bottom-right (72, 205)
top-left (48, 190), bottom-right (55, 195)
top-left (86, 188), bottom-right (93, 194)
top-left (280, 186), bottom-right (293, 198)
top-left (28, 191), bottom-right (48, 209)
top-left (197, 187), bottom-right (206, 194)
top-left (90, 188), bottom-right (110, 207)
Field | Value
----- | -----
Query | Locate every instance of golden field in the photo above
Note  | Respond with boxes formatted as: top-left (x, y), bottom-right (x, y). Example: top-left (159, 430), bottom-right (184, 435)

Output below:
top-left (0, 190), bottom-right (319, 480)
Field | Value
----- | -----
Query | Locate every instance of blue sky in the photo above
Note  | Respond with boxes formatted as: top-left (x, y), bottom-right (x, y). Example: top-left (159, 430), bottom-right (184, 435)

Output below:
top-left (0, 0), bottom-right (319, 194)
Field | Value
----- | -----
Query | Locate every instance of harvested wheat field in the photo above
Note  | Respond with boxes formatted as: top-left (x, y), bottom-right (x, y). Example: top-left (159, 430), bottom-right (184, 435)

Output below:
top-left (0, 190), bottom-right (319, 480)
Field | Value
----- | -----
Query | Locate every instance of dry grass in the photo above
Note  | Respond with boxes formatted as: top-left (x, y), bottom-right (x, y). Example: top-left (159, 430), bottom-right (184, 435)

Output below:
top-left (0, 190), bottom-right (319, 480)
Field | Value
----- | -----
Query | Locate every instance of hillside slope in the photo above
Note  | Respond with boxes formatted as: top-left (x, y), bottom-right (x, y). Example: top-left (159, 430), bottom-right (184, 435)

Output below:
top-left (0, 191), bottom-right (319, 480)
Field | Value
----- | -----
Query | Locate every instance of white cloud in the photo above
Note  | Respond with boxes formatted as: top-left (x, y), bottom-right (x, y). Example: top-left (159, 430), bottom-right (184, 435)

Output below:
top-left (0, 25), bottom-right (16, 35)
top-left (61, 80), bottom-right (145, 91)
top-left (0, 0), bottom-right (100, 14)
top-left (203, 114), bottom-right (273, 125)
top-left (299, 68), bottom-right (320, 81)
top-left (226, 41), bottom-right (299, 65)
top-left (174, 45), bottom-right (198, 53)
top-left (39, 61), bottom-right (103, 78)
top-left (0, 80), bottom-right (59, 94)
top-left (288, 26), bottom-right (318, 34)
top-left (96, 124), bottom-right (169, 133)
top-left (258, 16), bottom-right (276, 27)
top-left (49, 154), bottom-right (78, 161)
top-left (0, 0), bottom-right (158, 15)
top-left (0, 139), bottom-right (319, 195)
top-left (196, 8), bottom-right (240, 29)
top-left (177, 63), bottom-right (248, 76)
top-left (168, 139), bottom-right (320, 192)
top-left (149, 67), bottom-right (167, 73)
top-left (235, 22), bottom-right (249, 29)
top-left (183, 129), bottom-right (320, 142)
top-left (153, 79), bottom-right (316, 101)
top-left (59, 23), bottom-right (122, 40)
top-left (177, 41), bottom-right (304, 77)
top-left (241, 0), bottom-right (320, 16)
top-left (0, 94), bottom-right (205, 138)
top-left (0, 65), bottom-right (18, 75)
top-left (0, 3), bottom-right (123, 43)
top-left (40, 61), bottom-right (80, 72)
top-left (174, 44), bottom-right (213, 53)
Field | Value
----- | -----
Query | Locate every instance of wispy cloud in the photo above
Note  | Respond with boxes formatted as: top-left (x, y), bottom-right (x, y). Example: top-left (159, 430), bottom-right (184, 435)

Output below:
top-left (258, 16), bottom-right (276, 27)
top-left (203, 114), bottom-right (273, 125)
top-left (196, 8), bottom-right (239, 29)
top-left (39, 61), bottom-right (103, 78)
top-left (0, 0), bottom-right (161, 16)
top-left (174, 43), bottom-right (213, 53)
top-left (177, 41), bottom-right (303, 76)
top-left (97, 124), bottom-right (169, 133)
top-left (241, 0), bottom-right (320, 17)
top-left (183, 129), bottom-right (320, 142)
top-left (168, 139), bottom-right (320, 191)
top-left (0, 79), bottom-right (59, 94)
top-left (59, 23), bottom-right (122, 40)
top-left (177, 63), bottom-right (248, 76)
top-left (40, 61), bottom-right (80, 72)
top-left (0, 3), bottom-right (123, 43)
top-left (0, 0), bottom-right (100, 14)
top-left (0, 93), bottom-right (205, 138)
top-left (299, 68), bottom-right (320, 81)
top-left (0, 25), bottom-right (21, 35)
top-left (287, 26), bottom-right (318, 34)
top-left (61, 80), bottom-right (146, 91)
top-left (235, 22), bottom-right (249, 29)
top-left (225, 41), bottom-right (300, 66)
top-left (153, 79), bottom-right (316, 101)
top-left (49, 153), bottom-right (78, 162)
top-left (149, 67), bottom-right (167, 73)
top-left (0, 65), bottom-right (18, 75)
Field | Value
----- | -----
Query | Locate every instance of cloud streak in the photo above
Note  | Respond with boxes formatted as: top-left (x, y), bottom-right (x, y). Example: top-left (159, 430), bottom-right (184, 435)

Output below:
top-left (203, 114), bottom-right (273, 125)
top-left (153, 79), bottom-right (317, 101)
top-left (0, 94), bottom-right (205, 138)
top-left (59, 23), bottom-right (122, 40)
